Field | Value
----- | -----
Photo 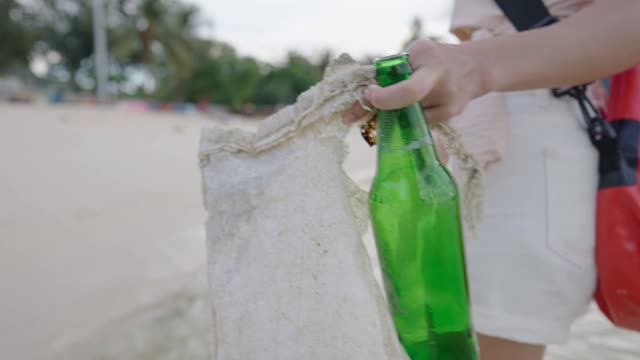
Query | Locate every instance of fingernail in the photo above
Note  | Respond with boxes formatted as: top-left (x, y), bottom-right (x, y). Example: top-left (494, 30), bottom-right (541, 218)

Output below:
top-left (343, 113), bottom-right (354, 123)
top-left (364, 86), bottom-right (373, 99)
top-left (365, 84), bottom-right (381, 98)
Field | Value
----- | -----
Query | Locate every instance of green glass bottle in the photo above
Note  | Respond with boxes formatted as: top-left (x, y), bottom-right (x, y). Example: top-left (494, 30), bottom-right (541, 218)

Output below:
top-left (369, 53), bottom-right (478, 360)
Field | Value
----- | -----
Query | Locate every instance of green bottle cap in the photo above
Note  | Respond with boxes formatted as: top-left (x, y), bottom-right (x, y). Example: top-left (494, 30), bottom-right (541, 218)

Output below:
top-left (374, 53), bottom-right (413, 87)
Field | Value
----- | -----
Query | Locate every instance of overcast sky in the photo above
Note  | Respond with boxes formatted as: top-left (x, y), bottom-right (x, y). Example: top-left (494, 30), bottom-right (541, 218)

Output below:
top-left (188, 0), bottom-right (454, 62)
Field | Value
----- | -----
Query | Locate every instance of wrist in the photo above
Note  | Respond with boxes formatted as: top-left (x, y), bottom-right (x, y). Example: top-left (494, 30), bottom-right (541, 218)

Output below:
top-left (455, 40), bottom-right (500, 97)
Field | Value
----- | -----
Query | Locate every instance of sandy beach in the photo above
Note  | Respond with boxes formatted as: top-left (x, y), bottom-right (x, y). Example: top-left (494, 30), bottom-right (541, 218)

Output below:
top-left (0, 104), bottom-right (213, 359)
top-left (1, 103), bottom-right (639, 360)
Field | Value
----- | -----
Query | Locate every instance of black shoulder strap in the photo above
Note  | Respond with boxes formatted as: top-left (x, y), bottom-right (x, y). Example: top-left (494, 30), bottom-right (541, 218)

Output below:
top-left (494, 0), bottom-right (558, 31)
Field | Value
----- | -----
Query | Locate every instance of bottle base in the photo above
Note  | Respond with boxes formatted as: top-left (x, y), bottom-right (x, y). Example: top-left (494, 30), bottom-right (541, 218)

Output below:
top-left (401, 330), bottom-right (478, 360)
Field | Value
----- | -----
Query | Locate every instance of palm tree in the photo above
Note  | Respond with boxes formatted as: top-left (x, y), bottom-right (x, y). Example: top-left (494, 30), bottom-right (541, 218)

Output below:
top-left (16, 0), bottom-right (95, 87)
top-left (401, 16), bottom-right (444, 50)
top-left (111, 0), bottom-right (201, 100)
top-left (0, 0), bottom-right (34, 72)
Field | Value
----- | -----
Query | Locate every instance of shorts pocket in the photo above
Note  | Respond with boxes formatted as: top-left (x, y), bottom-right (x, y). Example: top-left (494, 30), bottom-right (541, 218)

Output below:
top-left (544, 147), bottom-right (597, 269)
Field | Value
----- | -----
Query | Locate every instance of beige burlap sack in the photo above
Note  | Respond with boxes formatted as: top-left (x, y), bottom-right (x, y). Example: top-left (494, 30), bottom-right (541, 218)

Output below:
top-left (199, 55), bottom-right (409, 360)
top-left (199, 53), bottom-right (484, 359)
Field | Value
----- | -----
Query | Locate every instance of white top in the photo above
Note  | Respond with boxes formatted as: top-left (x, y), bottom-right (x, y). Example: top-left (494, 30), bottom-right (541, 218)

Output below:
top-left (446, 0), bottom-right (596, 221)
top-left (450, 0), bottom-right (593, 39)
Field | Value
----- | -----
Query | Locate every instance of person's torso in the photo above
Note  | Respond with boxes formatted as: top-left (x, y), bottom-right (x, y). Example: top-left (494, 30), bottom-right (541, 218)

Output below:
top-left (451, 0), bottom-right (594, 40)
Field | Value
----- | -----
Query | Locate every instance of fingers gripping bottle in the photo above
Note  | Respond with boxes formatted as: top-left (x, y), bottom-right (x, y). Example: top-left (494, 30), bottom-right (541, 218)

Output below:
top-left (368, 53), bottom-right (478, 360)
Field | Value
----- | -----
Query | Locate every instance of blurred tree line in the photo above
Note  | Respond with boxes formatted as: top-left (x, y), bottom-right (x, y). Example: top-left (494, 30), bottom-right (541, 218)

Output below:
top-left (0, 0), bottom-right (328, 110)
top-left (0, 0), bottom-right (431, 110)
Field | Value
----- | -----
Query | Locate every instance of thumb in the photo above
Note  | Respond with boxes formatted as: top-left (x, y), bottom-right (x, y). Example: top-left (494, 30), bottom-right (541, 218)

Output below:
top-left (364, 69), bottom-right (438, 110)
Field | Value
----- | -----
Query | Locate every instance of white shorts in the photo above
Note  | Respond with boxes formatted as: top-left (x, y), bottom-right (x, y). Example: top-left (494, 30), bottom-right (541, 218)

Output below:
top-left (465, 89), bottom-right (598, 345)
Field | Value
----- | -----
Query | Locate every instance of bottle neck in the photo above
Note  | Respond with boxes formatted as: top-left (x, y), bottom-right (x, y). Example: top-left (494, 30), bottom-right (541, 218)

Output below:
top-left (372, 53), bottom-right (441, 173)
top-left (376, 103), bottom-right (440, 173)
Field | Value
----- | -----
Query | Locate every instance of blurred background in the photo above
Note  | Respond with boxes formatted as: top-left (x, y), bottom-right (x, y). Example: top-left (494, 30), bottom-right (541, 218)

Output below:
top-left (0, 0), bottom-right (448, 109)
top-left (1, 0), bottom-right (640, 359)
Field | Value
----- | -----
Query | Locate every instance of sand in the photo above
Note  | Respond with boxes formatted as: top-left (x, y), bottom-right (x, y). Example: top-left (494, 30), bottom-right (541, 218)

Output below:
top-left (0, 104), bottom-right (213, 359)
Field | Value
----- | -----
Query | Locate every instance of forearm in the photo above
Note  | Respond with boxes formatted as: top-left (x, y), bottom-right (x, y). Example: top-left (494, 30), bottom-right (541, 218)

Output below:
top-left (462, 0), bottom-right (640, 93)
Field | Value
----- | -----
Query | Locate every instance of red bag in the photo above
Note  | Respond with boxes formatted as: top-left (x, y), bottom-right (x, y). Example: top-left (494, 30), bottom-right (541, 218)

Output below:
top-left (594, 65), bottom-right (640, 331)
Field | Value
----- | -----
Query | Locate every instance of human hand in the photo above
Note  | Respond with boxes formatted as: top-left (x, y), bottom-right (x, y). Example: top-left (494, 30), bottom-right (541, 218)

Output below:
top-left (344, 39), bottom-right (489, 124)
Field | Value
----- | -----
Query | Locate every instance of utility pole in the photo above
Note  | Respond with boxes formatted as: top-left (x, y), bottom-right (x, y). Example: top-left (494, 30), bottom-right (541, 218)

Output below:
top-left (92, 0), bottom-right (109, 104)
